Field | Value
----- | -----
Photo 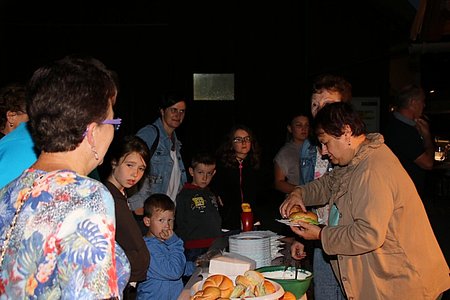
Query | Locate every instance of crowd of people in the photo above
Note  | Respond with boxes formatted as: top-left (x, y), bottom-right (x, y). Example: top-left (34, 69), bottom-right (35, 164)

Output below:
top-left (0, 55), bottom-right (448, 300)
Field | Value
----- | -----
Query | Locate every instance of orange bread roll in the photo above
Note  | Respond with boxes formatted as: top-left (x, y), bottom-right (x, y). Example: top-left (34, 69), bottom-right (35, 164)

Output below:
top-left (190, 286), bottom-right (221, 300)
top-left (289, 210), bottom-right (319, 225)
top-left (289, 205), bottom-right (302, 214)
top-left (202, 274), bottom-right (234, 298)
top-left (263, 280), bottom-right (276, 294)
top-left (280, 291), bottom-right (297, 300)
top-left (254, 280), bottom-right (276, 296)
top-left (235, 274), bottom-right (254, 288)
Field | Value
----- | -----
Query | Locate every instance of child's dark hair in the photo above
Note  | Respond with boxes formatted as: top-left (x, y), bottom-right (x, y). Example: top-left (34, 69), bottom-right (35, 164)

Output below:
top-left (144, 193), bottom-right (175, 217)
top-left (109, 135), bottom-right (150, 171)
top-left (101, 135), bottom-right (150, 191)
top-left (191, 151), bottom-right (216, 168)
top-left (217, 124), bottom-right (261, 169)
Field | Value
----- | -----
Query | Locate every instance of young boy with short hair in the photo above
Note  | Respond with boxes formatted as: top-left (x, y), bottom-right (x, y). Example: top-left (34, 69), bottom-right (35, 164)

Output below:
top-left (175, 152), bottom-right (223, 263)
top-left (136, 193), bottom-right (195, 300)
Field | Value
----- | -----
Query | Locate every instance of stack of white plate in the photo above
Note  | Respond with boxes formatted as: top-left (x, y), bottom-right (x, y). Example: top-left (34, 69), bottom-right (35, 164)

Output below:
top-left (265, 232), bottom-right (285, 260)
top-left (228, 231), bottom-right (272, 268)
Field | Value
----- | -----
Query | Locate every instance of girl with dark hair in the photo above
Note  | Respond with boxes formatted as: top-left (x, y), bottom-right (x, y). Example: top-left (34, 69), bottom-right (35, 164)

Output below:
top-left (211, 124), bottom-right (265, 231)
top-left (273, 112), bottom-right (310, 194)
top-left (103, 135), bottom-right (151, 296)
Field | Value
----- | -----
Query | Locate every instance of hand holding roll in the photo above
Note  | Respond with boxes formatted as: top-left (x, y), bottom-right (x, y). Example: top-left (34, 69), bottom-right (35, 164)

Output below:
top-left (279, 187), bottom-right (307, 218)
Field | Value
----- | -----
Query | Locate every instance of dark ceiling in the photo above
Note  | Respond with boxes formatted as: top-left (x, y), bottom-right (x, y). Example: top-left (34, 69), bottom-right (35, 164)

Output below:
top-left (0, 0), bottom-right (448, 153)
top-left (0, 1), bottom-right (449, 104)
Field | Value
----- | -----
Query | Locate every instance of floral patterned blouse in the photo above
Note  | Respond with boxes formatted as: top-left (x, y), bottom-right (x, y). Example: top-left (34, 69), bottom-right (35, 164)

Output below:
top-left (0, 169), bottom-right (130, 299)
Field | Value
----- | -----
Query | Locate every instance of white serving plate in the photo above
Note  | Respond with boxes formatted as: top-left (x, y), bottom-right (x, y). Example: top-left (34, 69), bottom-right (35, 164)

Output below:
top-left (190, 277), bottom-right (285, 300)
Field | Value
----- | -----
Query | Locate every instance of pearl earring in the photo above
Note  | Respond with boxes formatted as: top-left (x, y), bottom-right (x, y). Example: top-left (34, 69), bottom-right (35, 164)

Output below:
top-left (91, 147), bottom-right (99, 160)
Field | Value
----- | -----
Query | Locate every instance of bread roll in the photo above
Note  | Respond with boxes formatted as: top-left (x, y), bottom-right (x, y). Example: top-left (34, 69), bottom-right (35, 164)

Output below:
top-left (263, 280), bottom-right (276, 294)
top-left (279, 291), bottom-right (297, 300)
top-left (202, 274), bottom-right (234, 298)
top-left (254, 279), bottom-right (276, 296)
top-left (229, 284), bottom-right (246, 298)
top-left (190, 286), bottom-right (221, 300)
top-left (235, 274), bottom-right (253, 288)
top-left (243, 270), bottom-right (265, 286)
top-left (289, 205), bottom-right (302, 214)
top-left (289, 210), bottom-right (319, 225)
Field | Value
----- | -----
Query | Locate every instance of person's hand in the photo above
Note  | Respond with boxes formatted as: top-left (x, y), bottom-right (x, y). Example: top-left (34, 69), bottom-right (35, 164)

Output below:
top-left (159, 228), bottom-right (173, 240)
top-left (279, 187), bottom-right (306, 218)
top-left (290, 221), bottom-right (322, 240)
top-left (415, 117), bottom-right (431, 139)
top-left (290, 241), bottom-right (306, 260)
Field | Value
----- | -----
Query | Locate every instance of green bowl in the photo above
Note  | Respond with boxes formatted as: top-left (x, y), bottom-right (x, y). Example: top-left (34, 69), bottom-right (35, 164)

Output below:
top-left (256, 266), bottom-right (313, 299)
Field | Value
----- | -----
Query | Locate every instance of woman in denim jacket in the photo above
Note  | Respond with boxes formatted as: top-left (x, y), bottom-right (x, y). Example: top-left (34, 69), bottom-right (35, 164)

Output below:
top-left (128, 93), bottom-right (187, 216)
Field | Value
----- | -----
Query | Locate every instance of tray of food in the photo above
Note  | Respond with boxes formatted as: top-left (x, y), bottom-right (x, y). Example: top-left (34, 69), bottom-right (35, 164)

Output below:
top-left (190, 271), bottom-right (285, 300)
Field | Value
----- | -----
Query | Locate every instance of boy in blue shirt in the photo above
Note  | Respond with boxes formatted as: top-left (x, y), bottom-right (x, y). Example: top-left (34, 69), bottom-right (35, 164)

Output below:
top-left (137, 193), bottom-right (195, 300)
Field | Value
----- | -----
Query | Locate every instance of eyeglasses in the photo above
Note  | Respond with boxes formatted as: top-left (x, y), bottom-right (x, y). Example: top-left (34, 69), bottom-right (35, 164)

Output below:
top-left (82, 117), bottom-right (122, 137)
top-left (168, 107), bottom-right (185, 115)
top-left (101, 118), bottom-right (122, 131)
top-left (233, 136), bottom-right (251, 144)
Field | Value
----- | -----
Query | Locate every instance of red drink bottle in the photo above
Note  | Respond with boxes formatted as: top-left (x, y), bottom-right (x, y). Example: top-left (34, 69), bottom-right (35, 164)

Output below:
top-left (241, 211), bottom-right (254, 232)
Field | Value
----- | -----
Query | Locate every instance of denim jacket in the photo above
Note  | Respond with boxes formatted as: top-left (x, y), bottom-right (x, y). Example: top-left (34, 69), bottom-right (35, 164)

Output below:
top-left (128, 118), bottom-right (187, 210)
top-left (300, 138), bottom-right (339, 227)
top-left (299, 138), bottom-right (317, 185)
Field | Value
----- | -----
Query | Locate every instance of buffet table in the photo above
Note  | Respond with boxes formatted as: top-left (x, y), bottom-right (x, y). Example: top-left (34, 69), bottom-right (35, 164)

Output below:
top-left (178, 236), bottom-right (308, 300)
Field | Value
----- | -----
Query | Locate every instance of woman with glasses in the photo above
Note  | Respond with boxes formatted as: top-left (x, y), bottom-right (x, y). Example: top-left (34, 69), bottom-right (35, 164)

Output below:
top-left (128, 92), bottom-right (188, 217)
top-left (211, 124), bottom-right (266, 231)
top-left (0, 55), bottom-right (129, 299)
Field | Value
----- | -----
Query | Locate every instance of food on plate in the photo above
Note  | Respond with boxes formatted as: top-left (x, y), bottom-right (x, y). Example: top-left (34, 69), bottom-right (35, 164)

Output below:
top-left (190, 286), bottom-right (221, 300)
top-left (243, 270), bottom-right (265, 286)
top-left (231, 270), bottom-right (271, 298)
top-left (262, 280), bottom-right (276, 294)
top-left (235, 274), bottom-right (254, 288)
top-left (255, 280), bottom-right (276, 296)
top-left (289, 205), bottom-right (302, 214)
top-left (289, 211), bottom-right (319, 225)
top-left (192, 270), bottom-right (280, 299)
top-left (202, 274), bottom-right (234, 298)
top-left (279, 291), bottom-right (297, 300)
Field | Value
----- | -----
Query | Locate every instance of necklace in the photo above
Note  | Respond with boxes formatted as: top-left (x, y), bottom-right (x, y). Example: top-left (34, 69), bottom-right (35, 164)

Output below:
top-left (0, 174), bottom-right (45, 268)
top-left (0, 188), bottom-right (33, 267)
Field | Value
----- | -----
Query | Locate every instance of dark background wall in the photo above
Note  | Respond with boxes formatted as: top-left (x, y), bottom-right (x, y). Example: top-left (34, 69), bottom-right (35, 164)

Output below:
top-left (0, 0), bottom-right (447, 167)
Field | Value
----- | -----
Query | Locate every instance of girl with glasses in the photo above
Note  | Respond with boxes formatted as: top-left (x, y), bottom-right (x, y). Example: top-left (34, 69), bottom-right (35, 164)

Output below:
top-left (211, 124), bottom-right (267, 232)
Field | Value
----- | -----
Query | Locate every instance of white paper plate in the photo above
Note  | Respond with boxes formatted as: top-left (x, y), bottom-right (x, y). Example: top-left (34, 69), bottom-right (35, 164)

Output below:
top-left (276, 219), bottom-right (301, 227)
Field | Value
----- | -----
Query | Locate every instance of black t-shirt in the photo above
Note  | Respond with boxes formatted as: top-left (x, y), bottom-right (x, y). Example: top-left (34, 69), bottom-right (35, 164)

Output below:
top-left (383, 113), bottom-right (427, 195)
top-left (175, 183), bottom-right (222, 242)
top-left (210, 158), bottom-right (265, 230)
